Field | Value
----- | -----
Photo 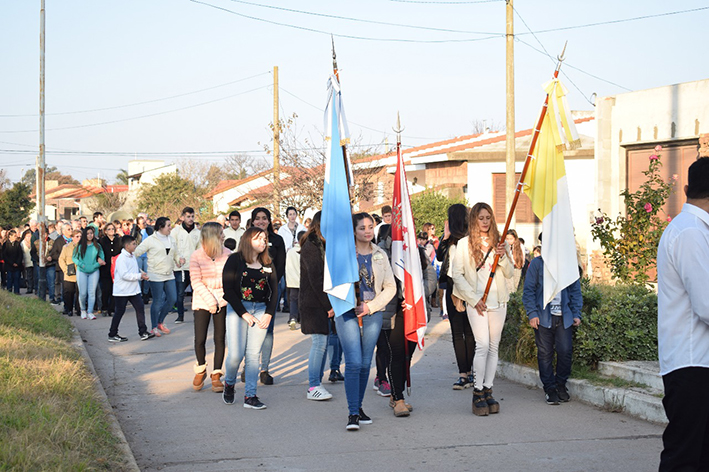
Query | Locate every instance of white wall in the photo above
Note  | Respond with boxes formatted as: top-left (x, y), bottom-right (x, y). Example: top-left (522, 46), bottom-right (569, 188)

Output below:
top-left (465, 158), bottom-right (595, 254)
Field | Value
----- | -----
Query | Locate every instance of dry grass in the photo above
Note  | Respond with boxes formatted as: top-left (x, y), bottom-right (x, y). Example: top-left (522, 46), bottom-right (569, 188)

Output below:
top-left (0, 291), bottom-right (128, 471)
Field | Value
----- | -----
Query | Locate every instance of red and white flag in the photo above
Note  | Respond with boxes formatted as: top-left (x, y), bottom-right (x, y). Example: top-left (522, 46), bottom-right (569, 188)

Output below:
top-left (391, 141), bottom-right (428, 349)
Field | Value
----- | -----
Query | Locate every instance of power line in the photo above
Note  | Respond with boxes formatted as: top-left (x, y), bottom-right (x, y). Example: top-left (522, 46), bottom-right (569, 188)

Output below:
top-left (279, 87), bottom-right (446, 141)
top-left (516, 6), bottom-right (709, 37)
top-left (0, 71), bottom-right (270, 118)
top-left (0, 84), bottom-right (271, 134)
top-left (190, 0), bottom-right (504, 43)
top-left (225, 0), bottom-right (499, 35)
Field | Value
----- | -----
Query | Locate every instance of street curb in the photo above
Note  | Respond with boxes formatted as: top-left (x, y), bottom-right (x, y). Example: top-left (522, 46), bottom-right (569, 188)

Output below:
top-left (497, 360), bottom-right (668, 425)
top-left (69, 322), bottom-right (141, 472)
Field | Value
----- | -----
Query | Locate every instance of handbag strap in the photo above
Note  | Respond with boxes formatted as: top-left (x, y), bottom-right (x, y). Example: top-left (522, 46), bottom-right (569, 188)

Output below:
top-left (476, 247), bottom-right (494, 272)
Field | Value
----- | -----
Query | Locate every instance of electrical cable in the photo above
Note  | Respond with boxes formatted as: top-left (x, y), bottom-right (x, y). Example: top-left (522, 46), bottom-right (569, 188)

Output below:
top-left (225, 0), bottom-right (499, 35)
top-left (0, 84), bottom-right (271, 134)
top-left (190, 0), bottom-right (503, 43)
top-left (0, 71), bottom-right (270, 118)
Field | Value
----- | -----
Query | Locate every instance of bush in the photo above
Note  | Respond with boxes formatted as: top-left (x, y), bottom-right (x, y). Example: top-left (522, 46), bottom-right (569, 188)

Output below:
top-left (500, 280), bottom-right (657, 369)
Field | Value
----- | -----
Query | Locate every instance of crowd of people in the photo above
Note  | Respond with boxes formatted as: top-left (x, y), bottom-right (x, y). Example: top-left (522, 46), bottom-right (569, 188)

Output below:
top-left (0, 200), bottom-right (574, 432)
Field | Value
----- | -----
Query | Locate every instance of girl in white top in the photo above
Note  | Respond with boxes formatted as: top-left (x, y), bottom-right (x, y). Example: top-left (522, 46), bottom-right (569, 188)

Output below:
top-left (450, 202), bottom-right (513, 416)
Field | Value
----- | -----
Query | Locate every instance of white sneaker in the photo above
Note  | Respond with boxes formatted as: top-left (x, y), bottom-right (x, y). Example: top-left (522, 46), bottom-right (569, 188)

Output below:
top-left (87, 313), bottom-right (97, 320)
top-left (81, 311), bottom-right (88, 319)
top-left (307, 385), bottom-right (333, 401)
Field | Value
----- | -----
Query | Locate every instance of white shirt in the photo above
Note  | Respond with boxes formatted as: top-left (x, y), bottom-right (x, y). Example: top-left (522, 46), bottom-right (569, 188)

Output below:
top-left (223, 226), bottom-right (244, 247)
top-left (658, 203), bottom-right (709, 376)
top-left (112, 249), bottom-right (143, 297)
top-left (278, 222), bottom-right (307, 250)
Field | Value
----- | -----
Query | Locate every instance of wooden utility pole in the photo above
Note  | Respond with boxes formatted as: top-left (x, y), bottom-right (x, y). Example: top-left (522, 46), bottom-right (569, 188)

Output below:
top-left (505, 0), bottom-right (516, 228)
top-left (37, 0), bottom-right (48, 300)
top-left (273, 66), bottom-right (280, 213)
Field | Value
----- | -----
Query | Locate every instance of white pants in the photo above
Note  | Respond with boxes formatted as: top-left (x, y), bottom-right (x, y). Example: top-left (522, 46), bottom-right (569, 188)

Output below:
top-left (467, 303), bottom-right (507, 390)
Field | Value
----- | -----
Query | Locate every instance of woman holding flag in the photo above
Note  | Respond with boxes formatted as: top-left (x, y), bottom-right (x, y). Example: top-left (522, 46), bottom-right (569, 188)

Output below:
top-left (450, 202), bottom-right (513, 416)
top-left (336, 212), bottom-right (396, 431)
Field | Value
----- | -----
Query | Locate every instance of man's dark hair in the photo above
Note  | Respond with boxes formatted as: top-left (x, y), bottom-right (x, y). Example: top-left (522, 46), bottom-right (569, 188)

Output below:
top-left (538, 232), bottom-right (543, 243)
top-left (381, 205), bottom-right (392, 215)
top-left (155, 217), bottom-right (171, 231)
top-left (122, 235), bottom-right (136, 247)
top-left (224, 238), bottom-right (237, 251)
top-left (229, 210), bottom-right (241, 220)
top-left (285, 206), bottom-right (297, 217)
top-left (93, 212), bottom-right (103, 221)
top-left (181, 207), bottom-right (195, 215)
top-left (686, 157), bottom-right (709, 199)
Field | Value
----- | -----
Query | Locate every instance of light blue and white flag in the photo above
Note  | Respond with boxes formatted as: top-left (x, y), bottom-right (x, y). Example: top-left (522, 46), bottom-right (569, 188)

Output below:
top-left (321, 75), bottom-right (358, 317)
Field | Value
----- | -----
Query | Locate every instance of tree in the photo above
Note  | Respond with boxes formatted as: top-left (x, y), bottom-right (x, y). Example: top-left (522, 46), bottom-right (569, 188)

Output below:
top-left (223, 154), bottom-right (269, 181)
top-left (114, 169), bottom-right (129, 185)
top-left (255, 113), bottom-right (383, 215)
top-left (21, 166), bottom-right (79, 187)
top-left (0, 169), bottom-right (10, 192)
top-left (591, 147), bottom-right (675, 285)
top-left (410, 190), bottom-right (466, 236)
top-left (176, 160), bottom-right (226, 193)
top-left (471, 118), bottom-right (503, 134)
top-left (0, 182), bottom-right (33, 228)
top-left (85, 189), bottom-right (128, 216)
top-left (137, 173), bottom-right (209, 222)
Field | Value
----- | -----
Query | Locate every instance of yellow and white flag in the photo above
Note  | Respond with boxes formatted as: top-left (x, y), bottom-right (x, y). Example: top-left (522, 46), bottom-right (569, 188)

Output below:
top-left (523, 78), bottom-right (580, 308)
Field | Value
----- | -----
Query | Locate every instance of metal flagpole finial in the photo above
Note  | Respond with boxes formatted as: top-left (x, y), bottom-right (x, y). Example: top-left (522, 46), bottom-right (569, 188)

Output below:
top-left (557, 41), bottom-right (568, 63)
top-left (392, 111), bottom-right (405, 141)
top-left (331, 35), bottom-right (338, 71)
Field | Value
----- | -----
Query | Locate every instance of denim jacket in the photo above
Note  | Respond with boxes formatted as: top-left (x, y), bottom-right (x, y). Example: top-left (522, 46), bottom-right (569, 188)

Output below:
top-left (522, 256), bottom-right (583, 330)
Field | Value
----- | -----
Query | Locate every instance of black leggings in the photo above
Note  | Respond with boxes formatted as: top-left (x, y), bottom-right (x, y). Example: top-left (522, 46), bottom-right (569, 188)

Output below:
top-left (63, 280), bottom-right (81, 314)
top-left (194, 307), bottom-right (226, 369)
top-left (375, 330), bottom-right (391, 382)
top-left (385, 310), bottom-right (416, 401)
top-left (100, 277), bottom-right (115, 314)
top-left (447, 287), bottom-right (475, 375)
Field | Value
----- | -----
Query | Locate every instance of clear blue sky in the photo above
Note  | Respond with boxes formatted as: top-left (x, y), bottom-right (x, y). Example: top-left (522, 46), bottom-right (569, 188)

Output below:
top-left (1, 0), bottom-right (707, 183)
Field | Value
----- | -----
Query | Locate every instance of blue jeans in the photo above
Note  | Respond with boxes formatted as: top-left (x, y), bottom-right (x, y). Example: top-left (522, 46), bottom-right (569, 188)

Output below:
top-left (76, 270), bottom-right (100, 314)
top-left (149, 279), bottom-right (177, 330)
top-left (224, 302), bottom-right (269, 397)
top-left (308, 334), bottom-right (328, 388)
top-left (45, 265), bottom-right (56, 301)
top-left (6, 271), bottom-right (21, 294)
top-left (328, 319), bottom-right (343, 371)
top-left (137, 257), bottom-right (149, 295)
top-left (174, 270), bottom-right (190, 318)
top-left (534, 315), bottom-right (573, 392)
top-left (334, 310), bottom-right (383, 415)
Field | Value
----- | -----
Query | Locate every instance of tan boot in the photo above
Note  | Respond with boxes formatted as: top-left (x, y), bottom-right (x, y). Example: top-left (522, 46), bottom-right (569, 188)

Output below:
top-left (393, 399), bottom-right (411, 417)
top-left (211, 369), bottom-right (224, 393)
top-left (193, 364), bottom-right (207, 391)
top-left (388, 397), bottom-right (413, 412)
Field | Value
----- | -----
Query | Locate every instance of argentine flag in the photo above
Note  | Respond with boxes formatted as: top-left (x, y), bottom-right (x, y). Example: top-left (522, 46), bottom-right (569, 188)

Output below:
top-left (321, 76), bottom-right (358, 317)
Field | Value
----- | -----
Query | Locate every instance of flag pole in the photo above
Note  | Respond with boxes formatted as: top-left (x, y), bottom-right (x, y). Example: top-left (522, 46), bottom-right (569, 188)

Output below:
top-left (331, 37), bottom-right (363, 334)
top-left (481, 42), bottom-right (567, 304)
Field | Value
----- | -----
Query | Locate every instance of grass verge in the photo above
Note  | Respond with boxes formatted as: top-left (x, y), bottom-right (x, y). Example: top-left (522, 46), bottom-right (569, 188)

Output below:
top-left (0, 290), bottom-right (128, 471)
top-left (572, 363), bottom-right (652, 390)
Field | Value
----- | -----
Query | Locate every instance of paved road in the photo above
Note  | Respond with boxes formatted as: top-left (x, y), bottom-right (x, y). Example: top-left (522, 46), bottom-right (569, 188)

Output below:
top-left (67, 304), bottom-right (664, 472)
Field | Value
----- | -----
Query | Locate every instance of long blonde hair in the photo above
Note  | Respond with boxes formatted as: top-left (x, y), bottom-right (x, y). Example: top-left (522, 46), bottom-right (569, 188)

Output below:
top-left (200, 222), bottom-right (224, 259)
top-left (468, 202), bottom-right (500, 266)
top-left (506, 229), bottom-right (525, 269)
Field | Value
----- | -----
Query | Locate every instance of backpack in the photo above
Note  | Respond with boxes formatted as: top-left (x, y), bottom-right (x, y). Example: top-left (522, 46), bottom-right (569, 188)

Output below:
top-left (110, 254), bottom-right (120, 281)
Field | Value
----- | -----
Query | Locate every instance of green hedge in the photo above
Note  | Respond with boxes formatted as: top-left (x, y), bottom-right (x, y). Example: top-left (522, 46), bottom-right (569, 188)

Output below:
top-left (500, 280), bottom-right (658, 369)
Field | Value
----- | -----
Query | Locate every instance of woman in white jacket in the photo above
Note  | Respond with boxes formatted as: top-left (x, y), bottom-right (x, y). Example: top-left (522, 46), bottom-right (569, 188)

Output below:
top-left (450, 202), bottom-right (513, 417)
top-left (134, 217), bottom-right (182, 337)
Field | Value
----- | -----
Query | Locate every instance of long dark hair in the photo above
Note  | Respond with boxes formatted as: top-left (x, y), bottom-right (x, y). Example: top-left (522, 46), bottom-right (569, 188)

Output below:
top-left (300, 211), bottom-right (323, 246)
top-left (447, 203), bottom-right (468, 245)
top-left (75, 227), bottom-right (100, 259)
top-left (251, 207), bottom-right (274, 234)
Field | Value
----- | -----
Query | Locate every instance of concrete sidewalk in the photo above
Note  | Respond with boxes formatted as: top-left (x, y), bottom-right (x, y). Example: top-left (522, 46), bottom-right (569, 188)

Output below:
top-left (68, 304), bottom-right (664, 472)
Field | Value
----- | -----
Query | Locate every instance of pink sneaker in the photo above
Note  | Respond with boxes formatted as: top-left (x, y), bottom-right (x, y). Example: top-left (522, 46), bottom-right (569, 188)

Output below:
top-left (157, 323), bottom-right (171, 335)
top-left (152, 328), bottom-right (162, 337)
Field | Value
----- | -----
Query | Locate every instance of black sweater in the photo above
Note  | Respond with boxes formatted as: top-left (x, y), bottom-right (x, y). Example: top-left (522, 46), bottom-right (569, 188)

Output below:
top-left (2, 241), bottom-right (23, 271)
top-left (223, 252), bottom-right (278, 317)
top-left (298, 234), bottom-right (332, 335)
top-left (268, 231), bottom-right (286, 281)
